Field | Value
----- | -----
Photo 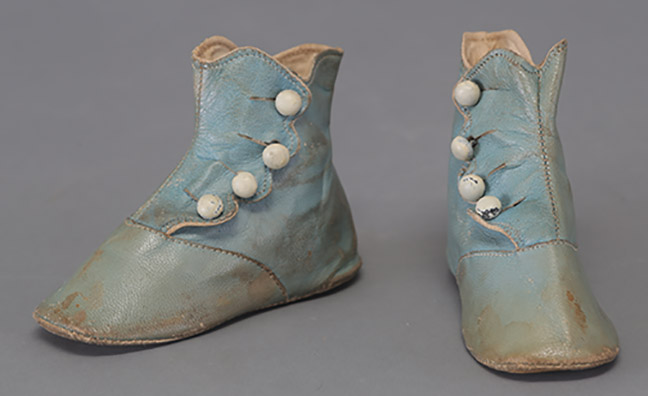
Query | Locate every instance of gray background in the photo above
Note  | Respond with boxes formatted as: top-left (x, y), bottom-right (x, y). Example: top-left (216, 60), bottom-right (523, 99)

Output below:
top-left (1, 0), bottom-right (647, 394)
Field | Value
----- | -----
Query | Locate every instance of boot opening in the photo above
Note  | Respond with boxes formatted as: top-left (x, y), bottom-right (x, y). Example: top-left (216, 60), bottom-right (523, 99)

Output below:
top-left (192, 36), bottom-right (340, 82)
top-left (461, 29), bottom-right (534, 69)
top-left (192, 36), bottom-right (238, 63)
top-left (275, 44), bottom-right (340, 81)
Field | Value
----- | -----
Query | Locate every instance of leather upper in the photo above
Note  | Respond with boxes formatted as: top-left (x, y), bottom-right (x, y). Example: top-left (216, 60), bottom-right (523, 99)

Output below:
top-left (447, 30), bottom-right (618, 373)
top-left (131, 47), bottom-right (311, 233)
top-left (447, 39), bottom-right (575, 274)
top-left (35, 221), bottom-right (287, 343)
top-left (34, 38), bottom-right (360, 344)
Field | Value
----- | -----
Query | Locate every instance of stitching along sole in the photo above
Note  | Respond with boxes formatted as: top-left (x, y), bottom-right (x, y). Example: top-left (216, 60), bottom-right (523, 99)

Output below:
top-left (34, 258), bottom-right (362, 346)
top-left (468, 346), bottom-right (619, 374)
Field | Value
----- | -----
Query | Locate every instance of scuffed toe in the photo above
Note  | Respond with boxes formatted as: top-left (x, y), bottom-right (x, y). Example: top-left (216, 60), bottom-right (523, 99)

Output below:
top-left (33, 221), bottom-right (286, 345)
top-left (457, 242), bottom-right (619, 373)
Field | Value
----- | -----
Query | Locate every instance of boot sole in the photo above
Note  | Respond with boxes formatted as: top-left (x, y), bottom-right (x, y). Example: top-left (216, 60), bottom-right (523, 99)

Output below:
top-left (468, 346), bottom-right (619, 374)
top-left (34, 257), bottom-right (362, 346)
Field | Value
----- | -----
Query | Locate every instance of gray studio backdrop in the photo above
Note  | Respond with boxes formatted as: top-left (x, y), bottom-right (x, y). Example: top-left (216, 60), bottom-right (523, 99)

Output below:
top-left (1, 0), bottom-right (647, 395)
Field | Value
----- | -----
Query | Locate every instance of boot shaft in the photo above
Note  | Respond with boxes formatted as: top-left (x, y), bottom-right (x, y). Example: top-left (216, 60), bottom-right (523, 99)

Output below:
top-left (132, 37), bottom-right (345, 235)
top-left (447, 30), bottom-right (576, 273)
top-left (34, 36), bottom-right (361, 345)
top-left (128, 37), bottom-right (357, 296)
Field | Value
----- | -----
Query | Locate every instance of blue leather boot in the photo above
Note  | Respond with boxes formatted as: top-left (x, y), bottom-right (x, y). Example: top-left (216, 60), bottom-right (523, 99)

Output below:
top-left (33, 36), bottom-right (361, 345)
top-left (447, 30), bottom-right (619, 373)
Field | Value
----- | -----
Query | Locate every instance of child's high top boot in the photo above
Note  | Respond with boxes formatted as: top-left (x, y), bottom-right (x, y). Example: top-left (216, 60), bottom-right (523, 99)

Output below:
top-left (447, 30), bottom-right (619, 373)
top-left (33, 36), bottom-right (361, 345)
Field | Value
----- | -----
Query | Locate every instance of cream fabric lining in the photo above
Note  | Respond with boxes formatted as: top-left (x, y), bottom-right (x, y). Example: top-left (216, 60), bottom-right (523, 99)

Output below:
top-left (462, 30), bottom-right (534, 69)
top-left (192, 36), bottom-right (238, 63)
top-left (192, 36), bottom-right (339, 81)
top-left (275, 44), bottom-right (338, 81)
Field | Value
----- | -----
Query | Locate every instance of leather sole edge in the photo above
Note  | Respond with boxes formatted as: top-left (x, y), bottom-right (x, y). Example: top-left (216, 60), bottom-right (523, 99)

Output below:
top-left (33, 257), bottom-right (362, 346)
top-left (468, 346), bottom-right (620, 374)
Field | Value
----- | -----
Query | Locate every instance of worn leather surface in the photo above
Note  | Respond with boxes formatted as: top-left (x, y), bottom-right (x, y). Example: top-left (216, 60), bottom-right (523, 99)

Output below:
top-left (458, 243), bottom-right (618, 371)
top-left (34, 38), bottom-right (360, 344)
top-left (447, 30), bottom-right (618, 372)
top-left (34, 221), bottom-right (287, 343)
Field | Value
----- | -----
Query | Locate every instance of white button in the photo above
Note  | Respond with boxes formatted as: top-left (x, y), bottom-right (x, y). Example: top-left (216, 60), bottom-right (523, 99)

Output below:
top-left (451, 136), bottom-right (474, 161)
top-left (263, 143), bottom-right (290, 170)
top-left (197, 194), bottom-right (224, 220)
top-left (275, 90), bottom-right (302, 116)
top-left (231, 171), bottom-right (258, 198)
top-left (459, 174), bottom-right (485, 202)
top-left (454, 80), bottom-right (481, 107)
top-left (476, 196), bottom-right (502, 220)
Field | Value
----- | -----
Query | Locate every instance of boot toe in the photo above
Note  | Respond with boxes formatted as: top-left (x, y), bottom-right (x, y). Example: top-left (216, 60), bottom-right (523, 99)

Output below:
top-left (457, 242), bottom-right (619, 373)
top-left (33, 220), bottom-right (286, 345)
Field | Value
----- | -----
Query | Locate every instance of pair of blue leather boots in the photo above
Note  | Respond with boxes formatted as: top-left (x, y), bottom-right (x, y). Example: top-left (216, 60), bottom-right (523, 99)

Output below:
top-left (33, 30), bottom-right (619, 374)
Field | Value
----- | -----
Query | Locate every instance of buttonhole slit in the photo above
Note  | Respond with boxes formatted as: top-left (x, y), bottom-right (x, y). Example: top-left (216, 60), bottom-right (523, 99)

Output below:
top-left (183, 188), bottom-right (199, 202)
top-left (214, 160), bottom-right (237, 175)
top-left (502, 197), bottom-right (526, 213)
top-left (237, 132), bottom-right (268, 146)
top-left (488, 162), bottom-right (507, 177)
top-left (468, 129), bottom-right (496, 143)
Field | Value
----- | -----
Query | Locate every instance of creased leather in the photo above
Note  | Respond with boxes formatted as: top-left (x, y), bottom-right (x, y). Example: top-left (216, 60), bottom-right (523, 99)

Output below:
top-left (458, 243), bottom-right (618, 372)
top-left (448, 43), bottom-right (574, 269)
top-left (33, 38), bottom-right (360, 344)
top-left (447, 30), bottom-right (618, 372)
top-left (131, 48), bottom-right (310, 232)
top-left (35, 221), bottom-right (286, 343)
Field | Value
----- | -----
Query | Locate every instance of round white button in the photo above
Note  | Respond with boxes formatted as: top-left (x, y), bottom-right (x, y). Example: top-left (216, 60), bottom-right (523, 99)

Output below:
top-left (454, 80), bottom-right (481, 107)
top-left (451, 136), bottom-right (474, 161)
top-left (459, 174), bottom-right (485, 202)
top-left (275, 90), bottom-right (302, 116)
top-left (262, 143), bottom-right (290, 170)
top-left (197, 194), bottom-right (224, 220)
top-left (231, 171), bottom-right (258, 199)
top-left (476, 196), bottom-right (502, 220)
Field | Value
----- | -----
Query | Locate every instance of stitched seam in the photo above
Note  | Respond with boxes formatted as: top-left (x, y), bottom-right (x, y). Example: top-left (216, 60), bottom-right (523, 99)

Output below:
top-left (284, 117), bottom-right (297, 154)
top-left (475, 354), bottom-right (617, 368)
top-left (164, 198), bottom-right (240, 235)
top-left (280, 52), bottom-right (345, 159)
top-left (286, 52), bottom-right (340, 159)
top-left (541, 44), bottom-right (567, 122)
top-left (473, 347), bottom-right (617, 369)
top-left (537, 64), bottom-right (561, 237)
top-left (136, 49), bottom-right (311, 232)
top-left (195, 50), bottom-right (308, 97)
top-left (454, 43), bottom-right (567, 136)
top-left (35, 312), bottom-right (195, 344)
top-left (249, 159), bottom-right (271, 202)
top-left (457, 239), bottom-right (578, 269)
top-left (194, 52), bottom-right (305, 200)
top-left (487, 218), bottom-right (521, 246)
top-left (288, 121), bottom-right (302, 157)
top-left (34, 258), bottom-right (361, 344)
top-left (250, 169), bottom-right (272, 203)
top-left (455, 45), bottom-right (567, 241)
top-left (160, 194), bottom-right (233, 229)
top-left (125, 219), bottom-right (288, 298)
top-left (197, 52), bottom-right (302, 204)
top-left (455, 50), bottom-right (541, 136)
top-left (158, 194), bottom-right (237, 231)
top-left (467, 209), bottom-right (520, 249)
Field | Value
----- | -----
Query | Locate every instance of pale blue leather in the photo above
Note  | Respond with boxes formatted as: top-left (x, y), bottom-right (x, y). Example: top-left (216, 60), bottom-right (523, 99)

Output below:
top-left (33, 38), bottom-right (361, 345)
top-left (447, 31), bottom-right (618, 372)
